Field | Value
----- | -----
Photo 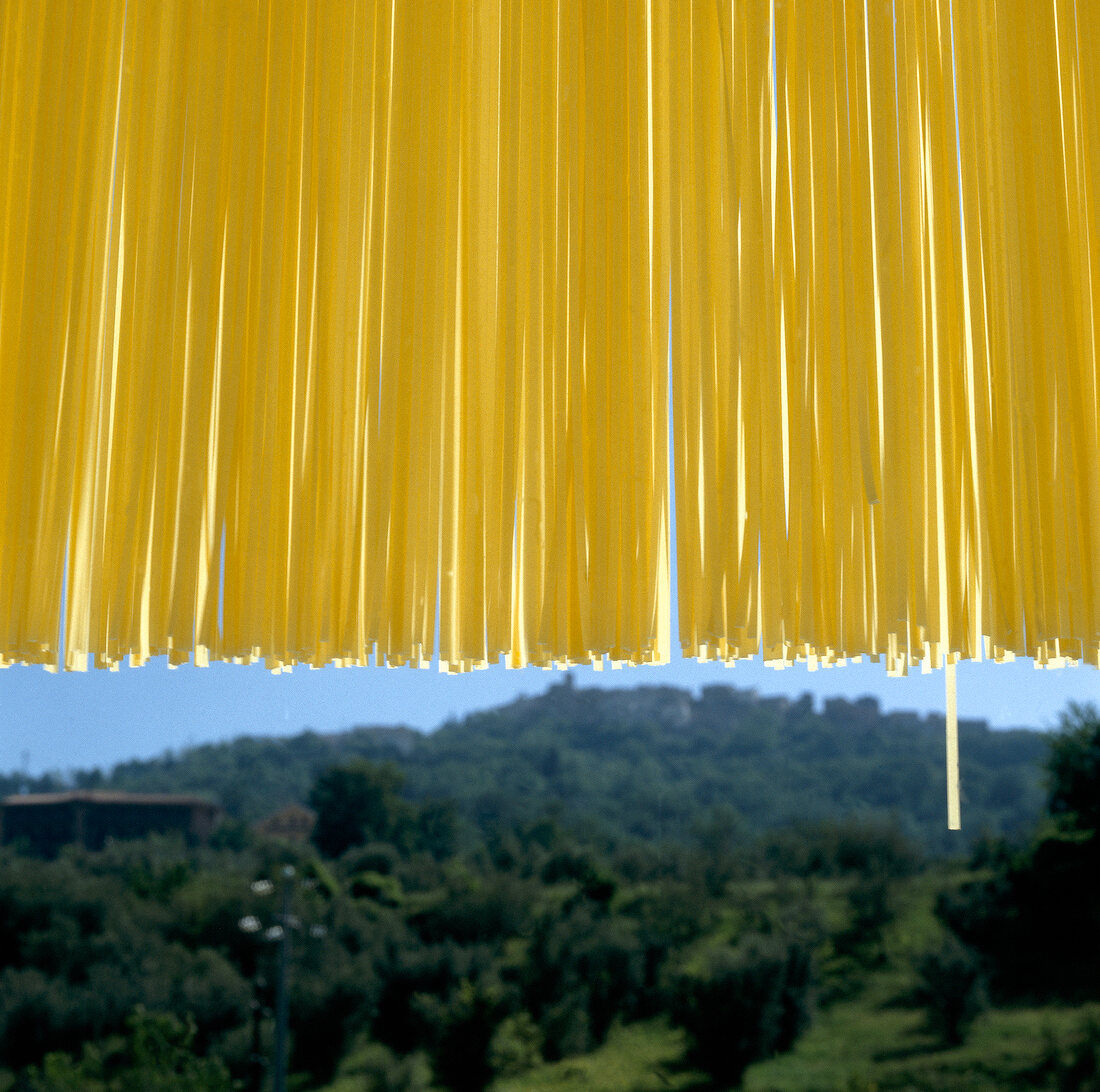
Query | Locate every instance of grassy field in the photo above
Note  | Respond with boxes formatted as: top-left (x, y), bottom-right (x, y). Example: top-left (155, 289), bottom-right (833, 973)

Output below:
top-left (486, 1004), bottom-right (1088, 1092)
top-left (491, 869), bottom-right (1094, 1092)
top-left (484, 1004), bottom-right (1091, 1092)
top-left (493, 1021), bottom-right (696, 1092)
top-left (315, 869), bottom-right (1098, 1092)
top-left (739, 871), bottom-right (1093, 1092)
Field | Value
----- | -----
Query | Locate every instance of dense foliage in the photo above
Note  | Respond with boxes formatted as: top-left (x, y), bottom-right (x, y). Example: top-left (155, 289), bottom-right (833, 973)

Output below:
top-left (937, 703), bottom-right (1100, 1003)
top-left (0, 767), bottom-right (931, 1088)
top-left (5, 682), bottom-right (1047, 856)
top-left (0, 688), bottom-right (1091, 1091)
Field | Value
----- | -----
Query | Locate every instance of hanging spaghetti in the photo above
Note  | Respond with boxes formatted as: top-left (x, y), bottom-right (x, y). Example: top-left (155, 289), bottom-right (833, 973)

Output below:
top-left (0, 0), bottom-right (1096, 681)
top-left (669, 0), bottom-right (1099, 675)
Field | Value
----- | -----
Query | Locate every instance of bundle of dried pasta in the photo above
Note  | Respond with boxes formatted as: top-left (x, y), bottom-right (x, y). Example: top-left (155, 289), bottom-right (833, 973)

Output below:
top-left (0, 0), bottom-right (1096, 683)
top-left (669, 0), bottom-right (1099, 674)
top-left (0, 1), bottom-right (669, 671)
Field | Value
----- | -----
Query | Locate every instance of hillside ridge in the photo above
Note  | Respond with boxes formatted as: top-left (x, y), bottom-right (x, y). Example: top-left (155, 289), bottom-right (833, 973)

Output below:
top-left (1, 682), bottom-right (1048, 854)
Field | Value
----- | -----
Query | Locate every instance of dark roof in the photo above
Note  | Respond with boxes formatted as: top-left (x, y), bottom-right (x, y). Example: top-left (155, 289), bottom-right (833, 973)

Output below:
top-left (1, 790), bottom-right (218, 810)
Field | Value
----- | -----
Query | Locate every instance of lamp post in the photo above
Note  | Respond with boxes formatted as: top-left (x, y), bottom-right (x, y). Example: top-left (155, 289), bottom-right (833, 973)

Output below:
top-left (247, 995), bottom-right (267, 1092)
top-left (239, 865), bottom-right (325, 1092)
top-left (272, 865), bottom-right (294, 1092)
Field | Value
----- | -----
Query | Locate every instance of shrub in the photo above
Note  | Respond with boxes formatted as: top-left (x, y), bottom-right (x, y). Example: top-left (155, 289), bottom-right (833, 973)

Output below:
top-left (1032, 1005), bottom-right (1100, 1092)
top-left (668, 935), bottom-right (813, 1087)
top-left (414, 977), bottom-right (512, 1092)
top-left (350, 1042), bottom-right (438, 1092)
top-left (833, 873), bottom-right (895, 967)
top-left (914, 935), bottom-right (988, 1046)
top-left (488, 1011), bottom-right (543, 1078)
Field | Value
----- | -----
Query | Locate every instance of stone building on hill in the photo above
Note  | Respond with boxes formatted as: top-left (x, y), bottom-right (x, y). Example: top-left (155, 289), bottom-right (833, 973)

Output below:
top-left (0, 790), bottom-right (220, 856)
top-left (253, 803), bottom-right (316, 844)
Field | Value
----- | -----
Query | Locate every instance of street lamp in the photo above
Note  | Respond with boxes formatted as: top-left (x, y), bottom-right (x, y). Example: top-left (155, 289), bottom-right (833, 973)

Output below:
top-left (239, 864), bottom-right (326, 1092)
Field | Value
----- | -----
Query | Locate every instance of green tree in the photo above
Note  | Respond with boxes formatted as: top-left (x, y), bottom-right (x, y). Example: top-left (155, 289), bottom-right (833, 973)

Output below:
top-left (834, 873), bottom-right (895, 967)
top-left (309, 761), bottom-right (407, 858)
top-left (915, 935), bottom-right (988, 1046)
top-left (408, 800), bottom-right (461, 860)
top-left (416, 977), bottom-right (511, 1092)
top-left (688, 803), bottom-right (745, 896)
top-left (522, 901), bottom-right (646, 1058)
top-left (938, 704), bottom-right (1100, 1000)
top-left (1047, 703), bottom-right (1100, 835)
top-left (667, 936), bottom-right (813, 1088)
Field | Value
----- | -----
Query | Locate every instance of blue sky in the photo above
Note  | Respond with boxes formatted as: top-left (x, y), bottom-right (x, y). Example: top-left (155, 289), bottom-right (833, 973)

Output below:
top-left (0, 652), bottom-right (1095, 776)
